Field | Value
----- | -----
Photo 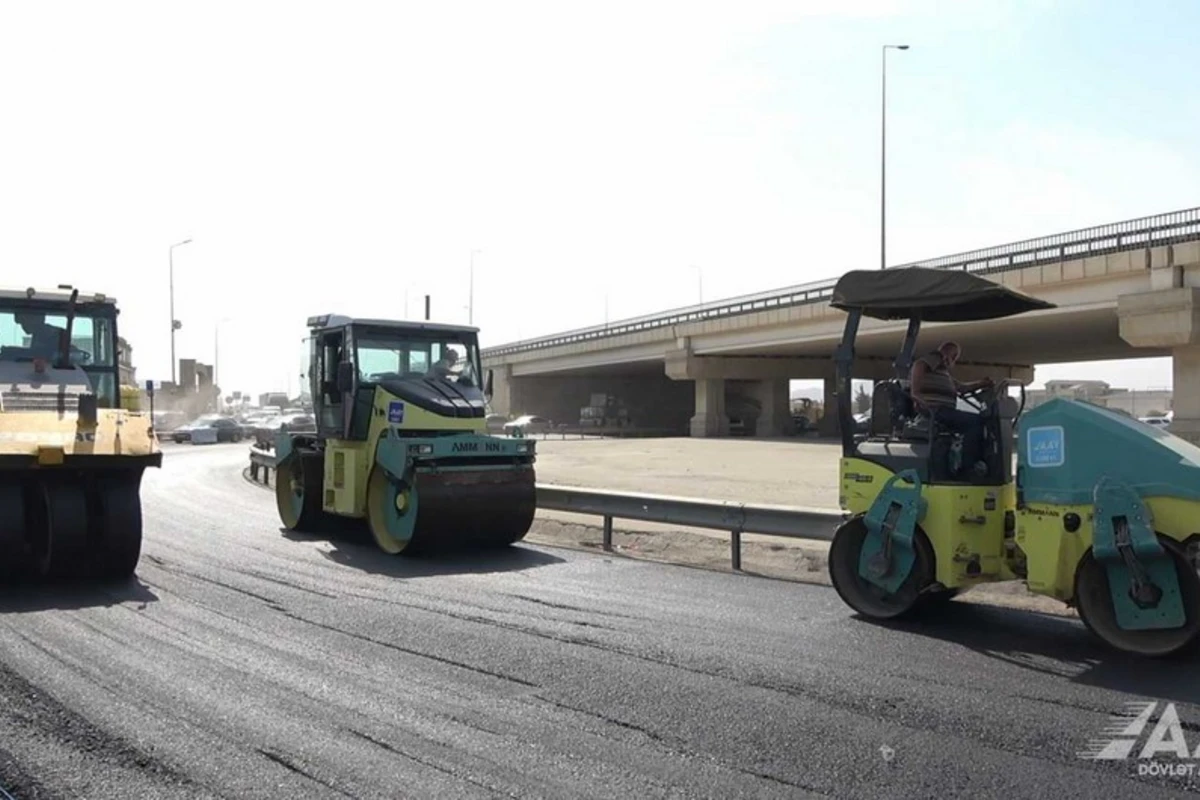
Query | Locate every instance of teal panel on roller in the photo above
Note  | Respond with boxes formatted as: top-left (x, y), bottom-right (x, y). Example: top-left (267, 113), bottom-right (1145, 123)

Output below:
top-left (858, 469), bottom-right (926, 594)
top-left (1092, 476), bottom-right (1185, 631)
top-left (1018, 398), bottom-right (1200, 506)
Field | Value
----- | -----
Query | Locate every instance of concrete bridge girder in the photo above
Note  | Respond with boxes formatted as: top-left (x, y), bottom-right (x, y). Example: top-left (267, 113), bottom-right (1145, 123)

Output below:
top-left (665, 350), bottom-right (1033, 384)
top-left (481, 243), bottom-right (1200, 439)
top-left (483, 241), bottom-right (1200, 368)
top-left (1119, 284), bottom-right (1200, 443)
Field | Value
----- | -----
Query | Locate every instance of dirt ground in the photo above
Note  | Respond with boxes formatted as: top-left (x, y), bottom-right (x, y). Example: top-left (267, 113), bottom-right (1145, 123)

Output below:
top-left (530, 435), bottom-right (842, 507)
top-left (522, 436), bottom-right (1077, 618)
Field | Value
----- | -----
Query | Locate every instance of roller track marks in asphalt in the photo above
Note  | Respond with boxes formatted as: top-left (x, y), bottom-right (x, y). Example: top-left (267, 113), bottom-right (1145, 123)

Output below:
top-left (0, 445), bottom-right (1197, 797)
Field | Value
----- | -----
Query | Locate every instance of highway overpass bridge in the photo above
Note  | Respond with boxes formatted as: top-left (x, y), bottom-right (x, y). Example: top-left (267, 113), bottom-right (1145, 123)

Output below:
top-left (481, 208), bottom-right (1200, 441)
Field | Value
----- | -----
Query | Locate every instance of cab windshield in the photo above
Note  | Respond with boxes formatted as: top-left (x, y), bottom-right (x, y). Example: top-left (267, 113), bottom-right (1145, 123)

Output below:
top-left (0, 309), bottom-right (115, 367)
top-left (355, 331), bottom-right (481, 389)
top-left (0, 303), bottom-right (119, 407)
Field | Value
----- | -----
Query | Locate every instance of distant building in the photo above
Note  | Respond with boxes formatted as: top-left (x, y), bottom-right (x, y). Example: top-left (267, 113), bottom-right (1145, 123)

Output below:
top-left (1026, 380), bottom-right (1171, 418)
top-left (117, 336), bottom-right (135, 385)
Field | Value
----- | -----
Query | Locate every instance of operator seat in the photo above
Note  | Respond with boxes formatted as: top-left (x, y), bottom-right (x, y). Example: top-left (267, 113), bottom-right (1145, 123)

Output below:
top-left (860, 377), bottom-right (985, 483)
top-left (888, 379), bottom-right (936, 441)
top-left (866, 378), bottom-right (937, 441)
top-left (895, 380), bottom-right (965, 480)
top-left (867, 382), bottom-right (894, 438)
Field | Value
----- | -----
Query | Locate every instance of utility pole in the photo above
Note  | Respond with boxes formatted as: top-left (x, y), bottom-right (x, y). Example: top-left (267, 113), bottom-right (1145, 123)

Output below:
top-left (214, 316), bottom-right (230, 391)
top-left (168, 238), bottom-right (192, 384)
top-left (880, 44), bottom-right (909, 270)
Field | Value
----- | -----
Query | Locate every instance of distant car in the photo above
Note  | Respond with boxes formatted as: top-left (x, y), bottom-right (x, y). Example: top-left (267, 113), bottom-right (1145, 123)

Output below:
top-left (485, 413), bottom-right (508, 433)
top-left (503, 414), bottom-right (551, 436)
top-left (172, 415), bottom-right (244, 443)
top-left (1139, 415), bottom-right (1171, 430)
top-left (252, 413), bottom-right (316, 448)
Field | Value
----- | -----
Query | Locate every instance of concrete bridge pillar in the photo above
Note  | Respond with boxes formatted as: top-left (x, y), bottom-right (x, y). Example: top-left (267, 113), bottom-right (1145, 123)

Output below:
top-left (817, 377), bottom-right (840, 438)
top-left (753, 379), bottom-right (791, 438)
top-left (488, 364), bottom-right (524, 417)
top-left (690, 378), bottom-right (728, 437)
top-left (1118, 286), bottom-right (1200, 443)
top-left (1170, 345), bottom-right (1200, 443)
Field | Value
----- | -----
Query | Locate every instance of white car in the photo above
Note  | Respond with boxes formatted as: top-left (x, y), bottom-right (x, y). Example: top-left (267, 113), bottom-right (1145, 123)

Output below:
top-left (503, 414), bottom-right (552, 436)
top-left (1139, 415), bottom-right (1171, 430)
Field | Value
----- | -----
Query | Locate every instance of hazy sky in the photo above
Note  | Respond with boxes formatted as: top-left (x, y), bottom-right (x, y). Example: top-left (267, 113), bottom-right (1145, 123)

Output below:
top-left (1, 0), bottom-right (1194, 398)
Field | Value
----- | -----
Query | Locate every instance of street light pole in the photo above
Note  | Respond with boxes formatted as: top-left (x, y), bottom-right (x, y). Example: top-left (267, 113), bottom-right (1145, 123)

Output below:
top-left (168, 238), bottom-right (193, 383)
top-left (881, 44), bottom-right (909, 270)
top-left (213, 316), bottom-right (230, 412)
top-left (214, 317), bottom-right (227, 390)
top-left (691, 265), bottom-right (703, 304)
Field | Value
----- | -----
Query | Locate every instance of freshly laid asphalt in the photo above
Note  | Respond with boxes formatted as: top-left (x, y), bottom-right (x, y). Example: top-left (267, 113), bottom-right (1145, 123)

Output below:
top-left (0, 443), bottom-right (1197, 798)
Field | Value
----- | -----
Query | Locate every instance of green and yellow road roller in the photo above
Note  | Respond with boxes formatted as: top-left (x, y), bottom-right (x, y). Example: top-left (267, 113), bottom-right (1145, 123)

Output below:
top-left (826, 266), bottom-right (1200, 657)
top-left (274, 314), bottom-right (536, 554)
top-left (0, 285), bottom-right (161, 581)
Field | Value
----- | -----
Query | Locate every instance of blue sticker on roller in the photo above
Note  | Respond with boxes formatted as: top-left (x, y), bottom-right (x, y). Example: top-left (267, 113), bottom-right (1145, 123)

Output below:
top-left (1026, 425), bottom-right (1064, 468)
top-left (387, 401), bottom-right (405, 424)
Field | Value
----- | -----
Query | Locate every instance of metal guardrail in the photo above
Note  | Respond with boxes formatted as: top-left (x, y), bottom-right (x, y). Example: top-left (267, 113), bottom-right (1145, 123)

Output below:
top-left (482, 206), bottom-right (1200, 358)
top-left (247, 447), bottom-right (843, 569)
top-left (536, 484), bottom-right (841, 569)
top-left (248, 446), bottom-right (276, 485)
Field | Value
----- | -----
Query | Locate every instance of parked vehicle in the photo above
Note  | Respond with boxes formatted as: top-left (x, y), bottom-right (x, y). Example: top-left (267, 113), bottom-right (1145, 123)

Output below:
top-left (503, 414), bottom-right (552, 436)
top-left (251, 412), bottom-right (316, 448)
top-left (172, 415), bottom-right (245, 443)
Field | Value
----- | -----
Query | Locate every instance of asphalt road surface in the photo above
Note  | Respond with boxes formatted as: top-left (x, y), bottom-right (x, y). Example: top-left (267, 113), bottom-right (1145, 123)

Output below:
top-left (1, 445), bottom-right (1199, 798)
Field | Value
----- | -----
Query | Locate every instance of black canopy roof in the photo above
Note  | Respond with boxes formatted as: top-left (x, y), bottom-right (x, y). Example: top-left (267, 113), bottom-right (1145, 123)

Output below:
top-left (830, 266), bottom-right (1057, 322)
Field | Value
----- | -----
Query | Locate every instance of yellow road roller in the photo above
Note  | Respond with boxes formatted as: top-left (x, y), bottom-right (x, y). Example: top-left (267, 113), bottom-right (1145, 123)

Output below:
top-left (0, 285), bottom-right (161, 581)
top-left (827, 266), bottom-right (1200, 657)
top-left (274, 314), bottom-right (536, 554)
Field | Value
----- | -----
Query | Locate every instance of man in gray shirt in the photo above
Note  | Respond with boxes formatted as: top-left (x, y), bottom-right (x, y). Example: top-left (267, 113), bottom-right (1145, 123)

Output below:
top-left (909, 340), bottom-right (993, 475)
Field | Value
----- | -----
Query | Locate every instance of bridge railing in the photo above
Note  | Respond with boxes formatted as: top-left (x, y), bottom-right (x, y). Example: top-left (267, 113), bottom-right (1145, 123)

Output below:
top-left (247, 446), bottom-right (843, 569)
top-left (482, 206), bottom-right (1200, 358)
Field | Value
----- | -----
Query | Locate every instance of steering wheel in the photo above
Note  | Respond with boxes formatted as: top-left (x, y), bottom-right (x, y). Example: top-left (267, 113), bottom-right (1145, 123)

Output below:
top-left (965, 378), bottom-right (1028, 424)
top-left (959, 383), bottom-right (991, 412)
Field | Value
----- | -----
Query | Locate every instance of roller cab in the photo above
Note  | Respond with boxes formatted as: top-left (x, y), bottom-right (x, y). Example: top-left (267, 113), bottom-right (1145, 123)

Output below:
top-left (275, 313), bottom-right (536, 555)
top-left (0, 285), bottom-right (160, 581)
